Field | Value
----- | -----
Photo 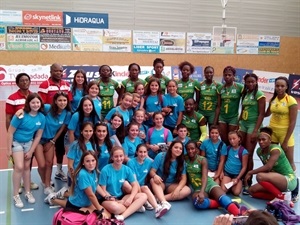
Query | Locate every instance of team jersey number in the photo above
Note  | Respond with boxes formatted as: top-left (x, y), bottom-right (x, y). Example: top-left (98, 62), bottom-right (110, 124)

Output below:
top-left (224, 104), bottom-right (229, 114)
top-left (202, 101), bottom-right (213, 111)
top-left (242, 110), bottom-right (248, 120)
top-left (102, 100), bottom-right (111, 109)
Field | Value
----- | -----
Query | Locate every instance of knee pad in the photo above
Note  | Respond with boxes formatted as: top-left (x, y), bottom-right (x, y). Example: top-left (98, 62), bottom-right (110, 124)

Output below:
top-left (219, 195), bottom-right (232, 209)
top-left (193, 197), bottom-right (210, 209)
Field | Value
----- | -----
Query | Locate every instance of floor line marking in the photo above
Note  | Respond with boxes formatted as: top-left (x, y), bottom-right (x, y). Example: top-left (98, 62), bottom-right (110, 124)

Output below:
top-left (0, 211), bottom-right (5, 214)
top-left (49, 205), bottom-right (61, 209)
top-left (21, 208), bottom-right (34, 212)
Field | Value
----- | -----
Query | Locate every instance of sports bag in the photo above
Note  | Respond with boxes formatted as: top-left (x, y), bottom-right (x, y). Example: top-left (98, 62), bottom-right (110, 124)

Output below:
top-left (53, 208), bottom-right (100, 225)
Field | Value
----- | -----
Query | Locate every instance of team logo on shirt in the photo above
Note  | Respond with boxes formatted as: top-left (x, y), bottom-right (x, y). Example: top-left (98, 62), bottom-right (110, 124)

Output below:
top-left (36, 121), bottom-right (41, 125)
top-left (178, 84), bottom-right (183, 88)
top-left (143, 169), bottom-right (148, 173)
top-left (110, 86), bottom-right (114, 89)
top-left (59, 121), bottom-right (63, 124)
top-left (232, 89), bottom-right (236, 93)
top-left (160, 134), bottom-right (164, 138)
top-left (119, 178), bottom-right (125, 183)
top-left (193, 164), bottom-right (199, 168)
top-left (188, 83), bottom-right (193, 87)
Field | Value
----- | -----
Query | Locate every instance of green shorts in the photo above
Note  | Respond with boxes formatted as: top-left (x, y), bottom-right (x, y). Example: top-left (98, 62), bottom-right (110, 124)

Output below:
top-left (194, 177), bottom-right (219, 193)
top-left (239, 120), bottom-right (258, 134)
top-left (219, 114), bottom-right (239, 126)
top-left (286, 173), bottom-right (297, 192)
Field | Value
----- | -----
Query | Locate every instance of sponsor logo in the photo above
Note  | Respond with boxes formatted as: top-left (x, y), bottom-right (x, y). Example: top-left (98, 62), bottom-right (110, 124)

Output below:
top-left (0, 67), bottom-right (7, 80)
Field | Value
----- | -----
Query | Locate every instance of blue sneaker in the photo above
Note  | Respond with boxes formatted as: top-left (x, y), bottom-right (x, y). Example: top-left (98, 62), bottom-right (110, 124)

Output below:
top-left (243, 186), bottom-right (250, 195)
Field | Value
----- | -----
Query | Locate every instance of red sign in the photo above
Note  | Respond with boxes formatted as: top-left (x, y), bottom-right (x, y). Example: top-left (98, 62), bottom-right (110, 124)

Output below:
top-left (22, 11), bottom-right (63, 26)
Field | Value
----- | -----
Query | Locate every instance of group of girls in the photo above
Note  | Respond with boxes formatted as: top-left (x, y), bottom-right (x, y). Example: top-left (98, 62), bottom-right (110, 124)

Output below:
top-left (6, 57), bottom-right (298, 218)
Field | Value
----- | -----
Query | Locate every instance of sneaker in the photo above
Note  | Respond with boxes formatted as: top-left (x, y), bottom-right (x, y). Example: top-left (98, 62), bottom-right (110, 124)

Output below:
top-left (44, 192), bottom-right (56, 206)
top-left (161, 201), bottom-right (171, 210)
top-left (44, 186), bottom-right (55, 195)
top-left (21, 181), bottom-right (39, 190)
top-left (30, 182), bottom-right (39, 190)
top-left (18, 186), bottom-right (22, 194)
top-left (137, 205), bottom-right (146, 213)
top-left (155, 204), bottom-right (169, 218)
top-left (114, 215), bottom-right (124, 221)
top-left (144, 201), bottom-right (154, 210)
top-left (13, 195), bottom-right (24, 208)
top-left (242, 186), bottom-right (250, 195)
top-left (55, 186), bottom-right (68, 199)
top-left (50, 180), bottom-right (55, 187)
top-left (25, 192), bottom-right (35, 204)
top-left (55, 170), bottom-right (67, 182)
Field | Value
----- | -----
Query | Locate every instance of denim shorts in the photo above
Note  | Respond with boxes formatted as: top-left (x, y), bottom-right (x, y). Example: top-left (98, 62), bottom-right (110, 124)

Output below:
top-left (12, 140), bottom-right (33, 153)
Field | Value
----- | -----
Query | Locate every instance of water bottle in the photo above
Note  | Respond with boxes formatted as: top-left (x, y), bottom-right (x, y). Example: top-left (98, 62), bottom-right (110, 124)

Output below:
top-left (284, 190), bottom-right (291, 205)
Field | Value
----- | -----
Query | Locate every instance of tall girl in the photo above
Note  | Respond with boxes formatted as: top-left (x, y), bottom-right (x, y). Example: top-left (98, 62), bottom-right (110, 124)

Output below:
top-left (163, 79), bottom-right (184, 134)
top-left (221, 131), bottom-right (248, 196)
top-left (86, 80), bottom-right (102, 119)
top-left (214, 66), bottom-right (243, 145)
top-left (177, 61), bottom-right (200, 102)
top-left (133, 109), bottom-right (148, 143)
top-left (239, 73), bottom-right (265, 188)
top-left (119, 63), bottom-right (146, 102)
top-left (67, 96), bottom-right (100, 145)
top-left (105, 92), bottom-right (133, 127)
top-left (122, 121), bottom-right (143, 162)
top-left (45, 151), bottom-right (110, 218)
top-left (182, 98), bottom-right (207, 145)
top-left (149, 140), bottom-right (191, 213)
top-left (145, 58), bottom-right (170, 93)
top-left (70, 69), bottom-right (88, 113)
top-left (143, 78), bottom-right (167, 126)
top-left (199, 66), bottom-right (222, 126)
top-left (200, 125), bottom-right (227, 184)
top-left (67, 122), bottom-right (95, 184)
top-left (107, 113), bottom-right (125, 145)
top-left (94, 122), bottom-right (114, 171)
top-left (99, 146), bottom-right (147, 221)
top-left (7, 93), bottom-right (45, 208)
top-left (265, 76), bottom-right (298, 171)
top-left (98, 65), bottom-right (121, 118)
top-left (127, 144), bottom-right (168, 218)
top-left (36, 92), bottom-right (72, 195)
top-left (146, 112), bottom-right (173, 159)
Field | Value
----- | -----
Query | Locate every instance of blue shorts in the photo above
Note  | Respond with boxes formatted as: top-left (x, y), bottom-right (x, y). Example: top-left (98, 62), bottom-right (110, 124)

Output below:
top-left (224, 170), bottom-right (239, 179)
top-left (12, 140), bottom-right (32, 153)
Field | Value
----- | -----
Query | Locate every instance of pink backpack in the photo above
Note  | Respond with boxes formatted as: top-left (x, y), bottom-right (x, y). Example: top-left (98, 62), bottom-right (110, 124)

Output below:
top-left (52, 208), bottom-right (98, 225)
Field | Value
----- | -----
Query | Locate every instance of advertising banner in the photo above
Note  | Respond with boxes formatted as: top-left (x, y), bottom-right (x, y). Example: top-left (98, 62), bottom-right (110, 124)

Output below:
top-left (40, 27), bottom-right (71, 51)
top-left (289, 74), bottom-right (300, 98)
top-left (132, 30), bottom-right (160, 53)
top-left (7, 26), bottom-right (40, 51)
top-left (22, 11), bottom-right (63, 26)
top-left (186, 33), bottom-right (212, 54)
top-left (159, 32), bottom-right (185, 53)
top-left (0, 26), bottom-right (6, 50)
top-left (63, 12), bottom-right (108, 29)
top-left (72, 28), bottom-right (103, 51)
top-left (102, 29), bottom-right (132, 52)
top-left (0, 10), bottom-right (22, 25)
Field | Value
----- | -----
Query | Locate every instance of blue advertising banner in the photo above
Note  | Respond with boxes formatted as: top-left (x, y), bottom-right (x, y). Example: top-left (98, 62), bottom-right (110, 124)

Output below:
top-left (63, 12), bottom-right (108, 29)
top-left (289, 74), bottom-right (300, 98)
top-left (133, 45), bottom-right (160, 53)
top-left (171, 66), bottom-right (203, 82)
top-left (62, 66), bottom-right (99, 83)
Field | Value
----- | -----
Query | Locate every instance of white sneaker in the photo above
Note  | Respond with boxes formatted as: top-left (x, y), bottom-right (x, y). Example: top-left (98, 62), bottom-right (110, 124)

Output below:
top-left (155, 204), bottom-right (169, 218)
top-left (55, 186), bottom-right (68, 199)
top-left (161, 201), bottom-right (171, 210)
top-left (25, 192), bottom-right (35, 204)
top-left (13, 195), bottom-right (24, 208)
top-left (18, 187), bottom-right (22, 194)
top-left (44, 192), bottom-right (56, 206)
top-left (137, 205), bottom-right (146, 213)
top-left (114, 215), bottom-right (124, 221)
top-left (21, 181), bottom-right (39, 190)
top-left (44, 186), bottom-right (55, 195)
top-left (144, 201), bottom-right (154, 210)
top-left (55, 170), bottom-right (67, 182)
